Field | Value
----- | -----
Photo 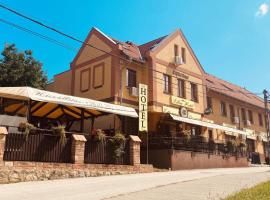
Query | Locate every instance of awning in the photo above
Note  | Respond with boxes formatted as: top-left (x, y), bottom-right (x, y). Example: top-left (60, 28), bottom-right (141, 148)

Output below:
top-left (170, 114), bottom-right (247, 136)
top-left (0, 87), bottom-right (138, 119)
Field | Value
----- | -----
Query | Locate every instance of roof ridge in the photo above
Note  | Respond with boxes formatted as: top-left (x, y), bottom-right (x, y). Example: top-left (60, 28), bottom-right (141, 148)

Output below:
top-left (139, 35), bottom-right (167, 47)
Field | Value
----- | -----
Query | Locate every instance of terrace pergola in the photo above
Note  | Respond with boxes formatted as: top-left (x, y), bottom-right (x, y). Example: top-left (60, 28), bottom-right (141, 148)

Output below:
top-left (0, 87), bottom-right (138, 133)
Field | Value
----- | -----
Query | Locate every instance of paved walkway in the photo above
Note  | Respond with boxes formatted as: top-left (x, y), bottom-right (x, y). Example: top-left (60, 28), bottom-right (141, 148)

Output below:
top-left (0, 167), bottom-right (269, 200)
top-left (109, 170), bottom-right (270, 200)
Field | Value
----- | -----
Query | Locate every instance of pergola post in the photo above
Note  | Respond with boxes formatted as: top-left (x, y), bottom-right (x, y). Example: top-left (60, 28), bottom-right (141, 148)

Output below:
top-left (27, 100), bottom-right (32, 123)
top-left (90, 117), bottom-right (95, 135)
top-left (80, 108), bottom-right (85, 133)
top-left (0, 98), bottom-right (3, 114)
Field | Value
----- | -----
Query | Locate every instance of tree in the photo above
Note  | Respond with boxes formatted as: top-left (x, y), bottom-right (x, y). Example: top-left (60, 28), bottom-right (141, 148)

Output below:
top-left (0, 44), bottom-right (48, 89)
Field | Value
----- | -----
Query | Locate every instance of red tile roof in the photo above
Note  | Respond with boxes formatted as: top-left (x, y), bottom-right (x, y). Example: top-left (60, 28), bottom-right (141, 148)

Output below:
top-left (205, 73), bottom-right (265, 109)
top-left (99, 28), bottom-right (266, 109)
top-left (110, 36), bottom-right (166, 62)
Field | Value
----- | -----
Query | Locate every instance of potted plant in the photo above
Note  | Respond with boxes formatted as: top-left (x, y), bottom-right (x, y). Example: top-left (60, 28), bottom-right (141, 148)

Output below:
top-left (226, 140), bottom-right (236, 153)
top-left (18, 122), bottom-right (34, 141)
top-left (182, 130), bottom-right (191, 145)
top-left (95, 129), bottom-right (106, 143)
top-left (109, 130), bottom-right (126, 163)
top-left (52, 125), bottom-right (66, 145)
top-left (208, 139), bottom-right (216, 152)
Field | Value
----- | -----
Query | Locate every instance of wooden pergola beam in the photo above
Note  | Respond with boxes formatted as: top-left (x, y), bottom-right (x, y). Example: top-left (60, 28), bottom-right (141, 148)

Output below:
top-left (11, 103), bottom-right (25, 115)
top-left (42, 105), bottom-right (61, 118)
top-left (31, 102), bottom-right (47, 114)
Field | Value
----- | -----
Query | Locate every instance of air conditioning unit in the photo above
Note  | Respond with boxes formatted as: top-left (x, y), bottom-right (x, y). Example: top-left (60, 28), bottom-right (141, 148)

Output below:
top-left (246, 120), bottom-right (251, 127)
top-left (174, 56), bottom-right (183, 65)
top-left (233, 117), bottom-right (240, 124)
top-left (129, 87), bottom-right (138, 97)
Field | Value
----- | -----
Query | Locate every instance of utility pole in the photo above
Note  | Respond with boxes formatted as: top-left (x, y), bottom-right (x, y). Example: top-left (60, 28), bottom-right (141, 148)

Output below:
top-left (263, 89), bottom-right (270, 164)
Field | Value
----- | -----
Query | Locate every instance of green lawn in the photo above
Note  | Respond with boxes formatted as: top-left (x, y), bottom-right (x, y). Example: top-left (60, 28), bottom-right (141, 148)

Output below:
top-left (225, 181), bottom-right (270, 200)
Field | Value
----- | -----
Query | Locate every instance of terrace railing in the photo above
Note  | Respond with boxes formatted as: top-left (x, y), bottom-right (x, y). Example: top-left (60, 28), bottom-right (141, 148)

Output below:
top-left (4, 130), bottom-right (72, 163)
top-left (147, 136), bottom-right (247, 157)
top-left (84, 136), bottom-right (130, 165)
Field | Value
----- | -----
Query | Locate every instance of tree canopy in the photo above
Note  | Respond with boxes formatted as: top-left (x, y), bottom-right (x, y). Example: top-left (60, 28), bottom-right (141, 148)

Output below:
top-left (0, 44), bottom-right (48, 89)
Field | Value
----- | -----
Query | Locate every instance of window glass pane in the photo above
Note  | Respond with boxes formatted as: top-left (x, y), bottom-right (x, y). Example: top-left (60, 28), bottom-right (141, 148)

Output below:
top-left (127, 69), bottom-right (136, 87)
top-left (181, 47), bottom-right (186, 63)
top-left (178, 79), bottom-right (185, 98)
top-left (207, 97), bottom-right (212, 109)
top-left (191, 83), bottom-right (198, 102)
top-left (229, 105), bottom-right (235, 121)
top-left (221, 101), bottom-right (227, 116)
top-left (241, 108), bottom-right (246, 122)
top-left (163, 74), bottom-right (171, 93)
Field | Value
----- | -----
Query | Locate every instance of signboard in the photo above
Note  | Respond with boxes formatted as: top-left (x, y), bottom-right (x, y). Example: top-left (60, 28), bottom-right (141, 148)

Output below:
top-left (171, 96), bottom-right (195, 109)
top-left (173, 71), bottom-right (189, 80)
top-left (162, 106), bottom-right (179, 115)
top-left (139, 84), bottom-right (148, 132)
top-left (187, 112), bottom-right (201, 120)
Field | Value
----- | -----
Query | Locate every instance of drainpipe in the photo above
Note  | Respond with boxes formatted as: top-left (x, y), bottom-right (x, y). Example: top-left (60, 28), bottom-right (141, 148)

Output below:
top-left (263, 90), bottom-right (270, 163)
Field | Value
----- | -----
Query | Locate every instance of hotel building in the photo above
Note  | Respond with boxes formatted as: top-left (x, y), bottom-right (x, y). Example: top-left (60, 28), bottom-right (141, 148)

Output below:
top-left (47, 27), bottom-right (269, 167)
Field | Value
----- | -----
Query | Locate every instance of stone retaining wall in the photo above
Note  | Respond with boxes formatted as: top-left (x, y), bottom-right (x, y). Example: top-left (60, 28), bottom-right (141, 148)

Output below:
top-left (0, 161), bottom-right (154, 184)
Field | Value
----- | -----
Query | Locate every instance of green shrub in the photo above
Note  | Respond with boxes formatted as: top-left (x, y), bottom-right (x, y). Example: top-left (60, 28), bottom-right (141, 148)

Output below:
top-left (109, 130), bottom-right (126, 162)
top-left (226, 140), bottom-right (236, 153)
top-left (18, 122), bottom-right (34, 141)
top-left (52, 125), bottom-right (66, 145)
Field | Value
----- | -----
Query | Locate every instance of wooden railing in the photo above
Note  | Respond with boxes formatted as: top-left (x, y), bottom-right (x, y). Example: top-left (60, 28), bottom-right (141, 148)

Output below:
top-left (4, 132), bottom-right (72, 163)
top-left (147, 136), bottom-right (247, 157)
top-left (84, 136), bottom-right (130, 165)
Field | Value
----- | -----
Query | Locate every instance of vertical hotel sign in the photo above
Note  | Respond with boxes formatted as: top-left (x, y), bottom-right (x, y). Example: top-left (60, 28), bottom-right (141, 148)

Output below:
top-left (139, 84), bottom-right (148, 132)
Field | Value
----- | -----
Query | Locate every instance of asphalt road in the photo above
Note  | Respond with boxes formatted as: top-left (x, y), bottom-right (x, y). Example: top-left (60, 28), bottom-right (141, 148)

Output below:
top-left (0, 167), bottom-right (269, 200)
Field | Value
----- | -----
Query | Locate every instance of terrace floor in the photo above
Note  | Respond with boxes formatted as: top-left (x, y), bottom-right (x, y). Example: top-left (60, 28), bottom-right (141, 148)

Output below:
top-left (0, 167), bottom-right (270, 200)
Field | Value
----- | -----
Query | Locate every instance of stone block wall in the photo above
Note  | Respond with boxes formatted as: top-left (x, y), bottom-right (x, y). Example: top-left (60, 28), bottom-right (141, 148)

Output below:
top-left (0, 161), bottom-right (154, 184)
top-left (0, 128), bottom-right (154, 184)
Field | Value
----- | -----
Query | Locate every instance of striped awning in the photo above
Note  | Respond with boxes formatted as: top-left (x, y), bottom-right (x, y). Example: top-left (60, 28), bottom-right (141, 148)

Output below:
top-left (0, 87), bottom-right (138, 119)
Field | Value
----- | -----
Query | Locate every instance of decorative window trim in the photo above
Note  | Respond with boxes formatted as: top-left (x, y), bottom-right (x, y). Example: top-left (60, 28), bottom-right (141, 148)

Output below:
top-left (93, 63), bottom-right (105, 89)
top-left (80, 68), bottom-right (91, 93)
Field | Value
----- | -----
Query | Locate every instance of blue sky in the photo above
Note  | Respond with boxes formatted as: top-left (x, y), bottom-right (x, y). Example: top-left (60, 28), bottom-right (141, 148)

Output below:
top-left (0, 0), bottom-right (269, 94)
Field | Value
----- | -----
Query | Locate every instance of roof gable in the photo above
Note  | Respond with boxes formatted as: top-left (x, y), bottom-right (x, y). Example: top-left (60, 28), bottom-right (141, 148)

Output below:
top-left (150, 29), bottom-right (205, 75)
top-left (71, 27), bottom-right (116, 67)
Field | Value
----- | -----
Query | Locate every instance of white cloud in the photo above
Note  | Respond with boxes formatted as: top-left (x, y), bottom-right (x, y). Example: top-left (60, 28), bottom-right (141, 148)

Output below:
top-left (255, 3), bottom-right (269, 17)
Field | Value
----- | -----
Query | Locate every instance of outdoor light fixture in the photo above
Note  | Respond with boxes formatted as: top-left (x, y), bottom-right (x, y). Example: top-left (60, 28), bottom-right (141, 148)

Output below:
top-left (204, 108), bottom-right (212, 115)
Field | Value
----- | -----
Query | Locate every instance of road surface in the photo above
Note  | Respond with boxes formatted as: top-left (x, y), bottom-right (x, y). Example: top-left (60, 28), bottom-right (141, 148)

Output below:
top-left (0, 167), bottom-right (269, 200)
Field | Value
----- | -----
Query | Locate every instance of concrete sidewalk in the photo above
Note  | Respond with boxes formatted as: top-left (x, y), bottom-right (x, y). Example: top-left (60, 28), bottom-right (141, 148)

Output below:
top-left (0, 167), bottom-right (269, 200)
top-left (109, 170), bottom-right (270, 200)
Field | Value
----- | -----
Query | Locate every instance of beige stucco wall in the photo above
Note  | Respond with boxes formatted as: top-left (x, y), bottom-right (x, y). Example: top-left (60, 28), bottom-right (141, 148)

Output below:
top-left (74, 34), bottom-right (112, 66)
top-left (73, 56), bottom-right (112, 100)
top-left (47, 70), bottom-right (72, 95)
top-left (151, 62), bottom-right (205, 114)
top-left (206, 90), bottom-right (267, 155)
top-left (156, 34), bottom-right (202, 75)
top-left (206, 91), bottom-right (266, 133)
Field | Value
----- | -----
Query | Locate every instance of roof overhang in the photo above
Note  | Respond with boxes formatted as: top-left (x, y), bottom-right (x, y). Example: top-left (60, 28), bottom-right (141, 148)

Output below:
top-left (0, 87), bottom-right (138, 119)
top-left (170, 114), bottom-right (247, 136)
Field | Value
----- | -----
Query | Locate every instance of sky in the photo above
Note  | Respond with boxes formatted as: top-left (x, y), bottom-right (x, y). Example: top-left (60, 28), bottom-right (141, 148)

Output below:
top-left (0, 0), bottom-right (269, 95)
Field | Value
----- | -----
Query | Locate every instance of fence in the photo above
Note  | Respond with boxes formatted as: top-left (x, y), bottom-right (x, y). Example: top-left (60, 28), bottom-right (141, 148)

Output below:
top-left (147, 136), bottom-right (247, 157)
top-left (84, 136), bottom-right (130, 165)
top-left (4, 131), bottom-right (72, 163)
